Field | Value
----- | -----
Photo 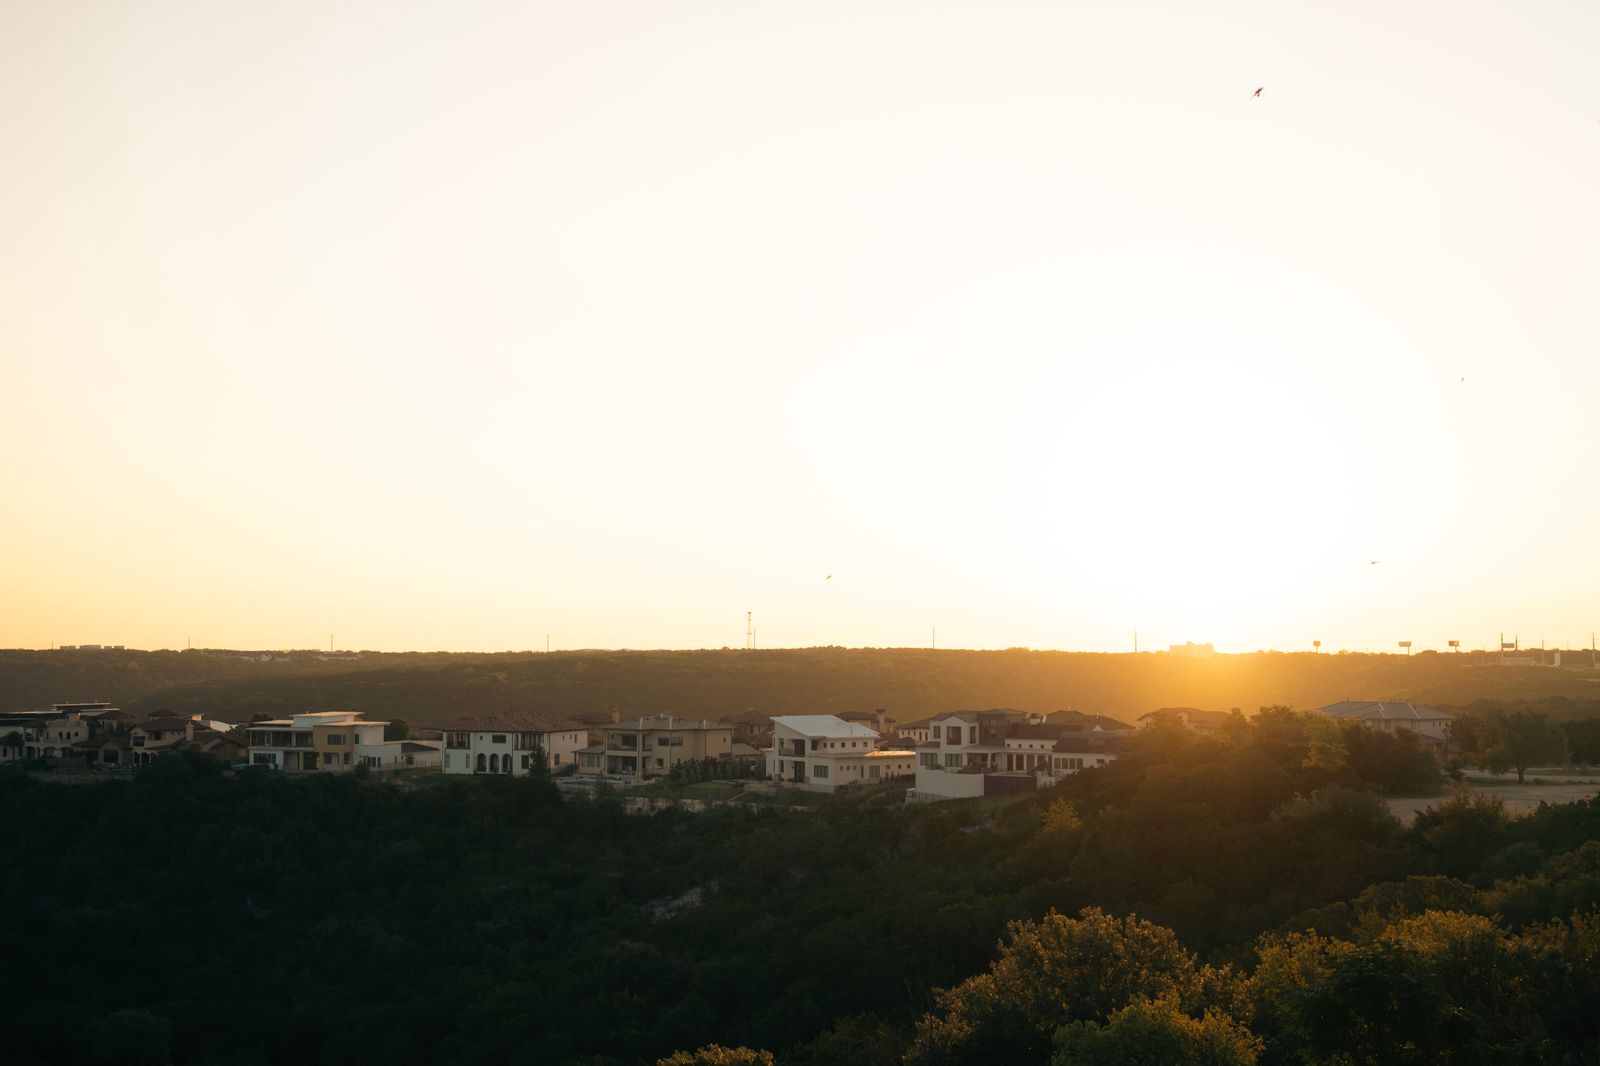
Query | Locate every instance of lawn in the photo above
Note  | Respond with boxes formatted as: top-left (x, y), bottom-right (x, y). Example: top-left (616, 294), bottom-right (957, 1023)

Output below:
top-left (632, 779), bottom-right (750, 801)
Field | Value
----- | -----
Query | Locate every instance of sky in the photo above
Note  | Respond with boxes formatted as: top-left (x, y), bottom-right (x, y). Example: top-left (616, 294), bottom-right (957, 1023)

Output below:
top-left (3, 0), bottom-right (1598, 654)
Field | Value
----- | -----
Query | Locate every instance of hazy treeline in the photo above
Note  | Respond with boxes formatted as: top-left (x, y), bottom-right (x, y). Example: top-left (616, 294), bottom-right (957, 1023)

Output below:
top-left (7, 647), bottom-right (1600, 730)
top-left (7, 709), bottom-right (1600, 1064)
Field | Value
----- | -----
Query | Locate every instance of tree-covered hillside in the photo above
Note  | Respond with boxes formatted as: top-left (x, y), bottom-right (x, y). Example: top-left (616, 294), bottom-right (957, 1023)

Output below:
top-left (5, 647), bottom-right (1600, 729)
top-left (8, 711), bottom-right (1600, 1064)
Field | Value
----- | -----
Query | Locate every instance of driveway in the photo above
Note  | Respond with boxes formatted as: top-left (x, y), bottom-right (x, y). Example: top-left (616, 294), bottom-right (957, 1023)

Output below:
top-left (1386, 771), bottom-right (1600, 823)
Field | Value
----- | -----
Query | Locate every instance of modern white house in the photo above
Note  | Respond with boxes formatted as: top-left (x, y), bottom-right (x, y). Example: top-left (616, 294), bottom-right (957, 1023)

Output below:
top-left (442, 712), bottom-right (586, 776)
top-left (767, 715), bottom-right (916, 793)
top-left (244, 711), bottom-right (403, 772)
top-left (1314, 701), bottom-right (1454, 751)
top-left (909, 710), bottom-right (1124, 802)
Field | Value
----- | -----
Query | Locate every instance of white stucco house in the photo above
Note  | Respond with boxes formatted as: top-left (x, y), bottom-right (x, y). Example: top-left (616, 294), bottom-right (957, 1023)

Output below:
top-left (245, 710), bottom-right (403, 772)
top-left (443, 712), bottom-right (587, 776)
top-left (909, 709), bottom-right (1124, 802)
top-left (767, 715), bottom-right (916, 793)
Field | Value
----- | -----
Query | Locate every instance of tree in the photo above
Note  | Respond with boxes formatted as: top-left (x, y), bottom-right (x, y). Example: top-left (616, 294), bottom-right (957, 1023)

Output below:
top-left (81, 1009), bottom-right (172, 1065)
top-left (383, 718), bottom-right (410, 741)
top-left (905, 908), bottom-right (1211, 1065)
top-left (1472, 710), bottom-right (1567, 784)
top-left (656, 1046), bottom-right (774, 1066)
top-left (1053, 997), bottom-right (1261, 1065)
top-left (1250, 911), bottom-right (1554, 1064)
top-left (1340, 724), bottom-right (1442, 794)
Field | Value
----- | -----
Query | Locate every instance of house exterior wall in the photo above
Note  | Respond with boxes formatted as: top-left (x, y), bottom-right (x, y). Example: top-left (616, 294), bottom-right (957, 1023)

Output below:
top-left (1, 712), bottom-right (91, 761)
top-left (767, 719), bottom-right (882, 788)
top-left (588, 720), bottom-right (734, 779)
top-left (443, 728), bottom-right (587, 776)
top-left (908, 767), bottom-right (987, 802)
top-left (246, 712), bottom-right (397, 772)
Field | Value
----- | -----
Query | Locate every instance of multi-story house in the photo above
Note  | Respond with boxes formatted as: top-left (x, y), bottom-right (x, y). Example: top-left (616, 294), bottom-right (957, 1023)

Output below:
top-left (244, 711), bottom-right (402, 772)
top-left (0, 703), bottom-right (124, 763)
top-left (1314, 701), bottom-right (1454, 752)
top-left (578, 716), bottom-right (734, 779)
top-left (909, 709), bottom-right (1123, 802)
top-left (766, 715), bottom-right (916, 793)
top-left (1137, 707), bottom-right (1235, 734)
top-left (441, 712), bottom-right (586, 776)
top-left (1033, 710), bottom-right (1135, 734)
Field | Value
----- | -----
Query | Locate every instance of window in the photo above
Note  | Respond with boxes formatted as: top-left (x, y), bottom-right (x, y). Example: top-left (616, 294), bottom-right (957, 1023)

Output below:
top-left (489, 754), bottom-right (499, 772)
top-left (870, 765), bottom-right (880, 779)
top-left (920, 753), bottom-right (939, 769)
top-left (326, 733), bottom-right (345, 745)
top-left (813, 764), bottom-right (829, 779)
top-left (476, 753), bottom-right (487, 772)
top-left (492, 734), bottom-right (507, 744)
top-left (252, 753), bottom-right (276, 766)
top-left (948, 726), bottom-right (963, 744)
top-left (932, 725), bottom-right (941, 739)
top-left (502, 757), bottom-right (512, 774)
top-left (446, 732), bottom-right (469, 749)
top-left (944, 753), bottom-right (963, 768)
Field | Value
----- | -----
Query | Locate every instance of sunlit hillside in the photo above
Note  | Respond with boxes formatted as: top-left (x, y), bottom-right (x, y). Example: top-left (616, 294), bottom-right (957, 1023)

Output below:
top-left (5, 647), bottom-right (1598, 728)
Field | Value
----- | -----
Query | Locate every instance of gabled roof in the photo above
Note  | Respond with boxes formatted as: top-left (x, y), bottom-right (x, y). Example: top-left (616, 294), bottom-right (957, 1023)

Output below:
top-left (1317, 701), bottom-right (1452, 723)
top-left (135, 717), bottom-right (196, 733)
top-left (1139, 707), bottom-right (1233, 727)
top-left (1044, 710), bottom-right (1136, 732)
top-left (1006, 723), bottom-right (1070, 740)
top-left (770, 715), bottom-right (879, 739)
top-left (1054, 734), bottom-right (1126, 755)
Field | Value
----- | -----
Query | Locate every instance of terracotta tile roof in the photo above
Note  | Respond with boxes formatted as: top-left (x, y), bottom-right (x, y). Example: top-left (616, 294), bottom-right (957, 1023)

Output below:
top-left (455, 712), bottom-right (585, 733)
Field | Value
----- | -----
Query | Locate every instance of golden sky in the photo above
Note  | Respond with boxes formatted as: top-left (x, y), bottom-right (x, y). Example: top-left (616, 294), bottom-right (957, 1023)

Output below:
top-left (3, 1), bottom-right (1597, 653)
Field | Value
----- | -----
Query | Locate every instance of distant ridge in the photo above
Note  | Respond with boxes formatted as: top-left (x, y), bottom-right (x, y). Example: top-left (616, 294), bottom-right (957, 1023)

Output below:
top-left (4, 647), bottom-right (1598, 729)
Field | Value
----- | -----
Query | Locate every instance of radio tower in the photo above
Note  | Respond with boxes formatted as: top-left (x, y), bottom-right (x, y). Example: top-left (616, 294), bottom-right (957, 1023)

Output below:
top-left (746, 611), bottom-right (754, 651)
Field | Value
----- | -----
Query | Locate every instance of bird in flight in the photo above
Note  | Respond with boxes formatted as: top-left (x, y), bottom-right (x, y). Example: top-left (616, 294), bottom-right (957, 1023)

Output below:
top-left (1253, 87), bottom-right (1263, 97)
top-left (1370, 560), bottom-right (1382, 566)
top-left (825, 575), bottom-right (832, 581)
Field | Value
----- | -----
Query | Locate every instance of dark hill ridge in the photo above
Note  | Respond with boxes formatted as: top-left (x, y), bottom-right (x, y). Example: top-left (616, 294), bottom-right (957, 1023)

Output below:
top-left (5, 647), bottom-right (1599, 728)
